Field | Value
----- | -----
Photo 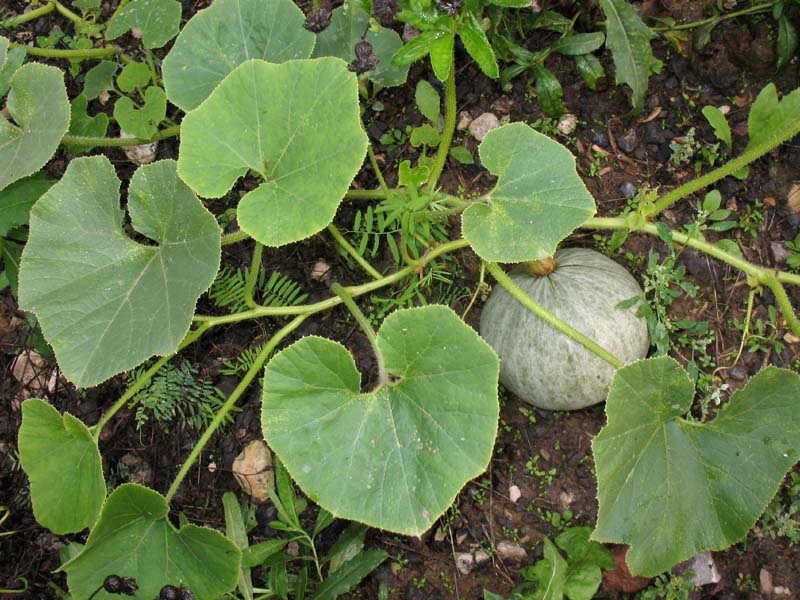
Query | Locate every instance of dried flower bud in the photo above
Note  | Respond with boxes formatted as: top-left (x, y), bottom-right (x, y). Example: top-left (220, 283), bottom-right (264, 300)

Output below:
top-left (103, 575), bottom-right (139, 596)
top-left (372, 0), bottom-right (399, 25)
top-left (348, 41), bottom-right (378, 75)
top-left (303, 2), bottom-right (332, 33)
top-left (438, 0), bottom-right (462, 15)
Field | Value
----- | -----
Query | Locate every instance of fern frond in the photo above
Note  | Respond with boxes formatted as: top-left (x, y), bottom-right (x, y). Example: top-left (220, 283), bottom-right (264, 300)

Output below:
top-left (208, 267), bottom-right (308, 313)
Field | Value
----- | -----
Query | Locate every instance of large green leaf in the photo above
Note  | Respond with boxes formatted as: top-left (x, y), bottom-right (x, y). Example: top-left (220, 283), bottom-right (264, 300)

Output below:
top-left (18, 399), bottom-right (105, 534)
top-left (105, 0), bottom-right (181, 49)
top-left (0, 63), bottom-right (70, 193)
top-left (162, 0), bottom-right (314, 111)
top-left (62, 484), bottom-right (240, 600)
top-left (178, 58), bottom-right (367, 247)
top-left (599, 0), bottom-right (661, 114)
top-left (592, 357), bottom-right (800, 576)
top-left (262, 305), bottom-right (499, 535)
top-left (18, 158), bottom-right (221, 387)
top-left (745, 84), bottom-right (800, 152)
top-left (462, 123), bottom-right (595, 262)
top-left (0, 36), bottom-right (26, 98)
top-left (313, 3), bottom-right (408, 88)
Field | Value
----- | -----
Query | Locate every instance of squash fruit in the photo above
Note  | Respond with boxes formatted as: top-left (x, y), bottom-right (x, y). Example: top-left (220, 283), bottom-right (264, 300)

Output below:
top-left (479, 248), bottom-right (649, 410)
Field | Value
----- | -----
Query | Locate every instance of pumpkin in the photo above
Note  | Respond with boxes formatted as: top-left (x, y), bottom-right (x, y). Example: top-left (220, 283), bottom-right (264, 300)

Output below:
top-left (479, 247), bottom-right (649, 410)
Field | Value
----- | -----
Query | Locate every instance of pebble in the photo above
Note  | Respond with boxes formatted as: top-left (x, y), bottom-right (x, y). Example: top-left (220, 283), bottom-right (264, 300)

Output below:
top-left (592, 132), bottom-right (609, 148)
top-left (616, 128), bottom-right (638, 154)
top-left (674, 551), bottom-right (720, 586)
top-left (496, 540), bottom-right (527, 562)
top-left (474, 549), bottom-right (491, 564)
top-left (557, 114), bottom-right (578, 136)
top-left (771, 241), bottom-right (794, 265)
top-left (456, 111), bottom-right (473, 131)
top-left (508, 485), bottom-right (522, 503)
top-left (644, 121), bottom-right (666, 145)
top-left (468, 112), bottom-right (500, 142)
top-left (620, 182), bottom-right (637, 199)
top-left (454, 552), bottom-right (474, 575)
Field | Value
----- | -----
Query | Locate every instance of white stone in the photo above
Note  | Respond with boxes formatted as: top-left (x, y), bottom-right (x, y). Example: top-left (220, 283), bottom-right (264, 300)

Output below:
top-left (469, 113), bottom-right (500, 142)
top-left (508, 485), bottom-right (521, 503)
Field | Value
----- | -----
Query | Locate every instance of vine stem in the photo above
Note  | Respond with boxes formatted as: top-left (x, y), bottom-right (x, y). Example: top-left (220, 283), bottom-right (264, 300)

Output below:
top-left (427, 54), bottom-right (457, 190)
top-left (11, 43), bottom-right (120, 59)
top-left (165, 315), bottom-right (307, 504)
top-left (486, 263), bottom-right (624, 369)
top-left (331, 283), bottom-right (389, 386)
top-left (193, 238), bottom-right (472, 326)
top-left (585, 217), bottom-right (800, 336)
top-left (61, 125), bottom-right (181, 147)
top-left (649, 112), bottom-right (800, 216)
top-left (244, 242), bottom-right (264, 309)
top-left (650, 2), bottom-right (773, 32)
top-left (344, 188), bottom-right (387, 200)
top-left (367, 145), bottom-right (391, 197)
top-left (327, 224), bottom-right (383, 280)
top-left (53, 0), bottom-right (84, 25)
top-left (1, 2), bottom-right (55, 28)
top-left (222, 230), bottom-right (250, 245)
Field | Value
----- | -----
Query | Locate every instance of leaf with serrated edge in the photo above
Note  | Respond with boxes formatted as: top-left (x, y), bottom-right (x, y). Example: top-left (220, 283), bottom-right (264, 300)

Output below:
top-left (313, 3), bottom-right (409, 88)
top-left (0, 172), bottom-right (54, 236)
top-left (599, 0), bottom-right (661, 114)
top-left (0, 63), bottom-right (70, 193)
top-left (746, 84), bottom-right (800, 152)
top-left (262, 305), bottom-right (499, 535)
top-left (62, 484), bottom-right (240, 600)
top-left (462, 123), bottom-right (595, 262)
top-left (18, 158), bottom-right (220, 387)
top-left (19, 399), bottom-right (105, 534)
top-left (105, 0), bottom-right (181, 49)
top-left (162, 0), bottom-right (314, 111)
top-left (178, 58), bottom-right (367, 247)
top-left (592, 357), bottom-right (800, 576)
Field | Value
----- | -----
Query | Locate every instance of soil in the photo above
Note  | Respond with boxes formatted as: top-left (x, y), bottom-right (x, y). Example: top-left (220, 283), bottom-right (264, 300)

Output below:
top-left (1, 1), bottom-right (800, 599)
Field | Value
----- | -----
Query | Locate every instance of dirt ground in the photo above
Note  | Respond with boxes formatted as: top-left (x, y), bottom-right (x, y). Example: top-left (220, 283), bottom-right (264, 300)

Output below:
top-left (1, 1), bottom-right (799, 598)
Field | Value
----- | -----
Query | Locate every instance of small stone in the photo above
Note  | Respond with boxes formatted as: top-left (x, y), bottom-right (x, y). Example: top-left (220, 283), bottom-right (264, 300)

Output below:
top-left (433, 527), bottom-right (446, 542)
top-left (208, 462), bottom-right (217, 473)
top-left (774, 586), bottom-right (792, 597)
top-left (620, 182), bottom-right (637, 199)
top-left (455, 552), bottom-right (474, 575)
top-left (310, 259), bottom-right (333, 284)
top-left (496, 540), bottom-right (526, 562)
top-left (784, 332), bottom-right (799, 344)
top-left (771, 241), bottom-right (794, 265)
top-left (718, 104), bottom-right (731, 115)
top-left (232, 440), bottom-right (274, 503)
top-left (11, 350), bottom-right (50, 392)
top-left (456, 111), bottom-right (473, 131)
top-left (644, 121), bottom-right (666, 145)
top-left (468, 113), bottom-right (500, 142)
top-left (118, 453), bottom-right (154, 487)
top-left (508, 485), bottom-right (522, 503)
top-left (557, 114), bottom-right (577, 135)
top-left (474, 549), bottom-right (491, 564)
top-left (592, 132), bottom-right (609, 148)
top-left (121, 131), bottom-right (157, 165)
top-left (674, 551), bottom-right (720, 586)
top-left (616, 129), bottom-right (638, 154)
top-left (760, 568), bottom-right (773, 595)
top-left (787, 183), bottom-right (800, 214)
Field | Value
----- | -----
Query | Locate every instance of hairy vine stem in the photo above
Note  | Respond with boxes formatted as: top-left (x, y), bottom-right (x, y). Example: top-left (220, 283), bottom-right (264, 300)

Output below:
top-left (243, 242), bottom-right (264, 309)
top-left (327, 224), bottom-right (383, 280)
top-left (11, 42), bottom-right (121, 59)
top-left (1, 2), bottom-right (55, 28)
top-left (427, 53), bottom-right (457, 189)
top-left (61, 125), bottom-right (181, 147)
top-left (165, 315), bottom-right (307, 504)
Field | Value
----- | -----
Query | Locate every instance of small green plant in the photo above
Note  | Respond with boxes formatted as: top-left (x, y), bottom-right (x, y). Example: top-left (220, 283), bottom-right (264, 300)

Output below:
top-left (636, 572), bottom-right (698, 600)
top-left (785, 232), bottom-right (800, 272)
top-left (494, 527), bottom-right (612, 600)
top-left (733, 304), bottom-right (786, 356)
top-left (758, 471), bottom-right (800, 545)
top-left (525, 454), bottom-right (556, 488)
top-left (127, 361), bottom-right (230, 432)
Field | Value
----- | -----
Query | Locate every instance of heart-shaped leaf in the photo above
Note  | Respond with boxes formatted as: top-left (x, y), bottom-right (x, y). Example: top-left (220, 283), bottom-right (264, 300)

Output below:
top-left (66, 94), bottom-right (109, 153)
top-left (113, 86), bottom-right (167, 139)
top-left (262, 305), bottom-right (499, 535)
top-left (162, 0), bottom-right (314, 111)
top-left (313, 3), bottom-right (409, 87)
top-left (178, 58), bottom-right (367, 247)
top-left (62, 484), bottom-right (240, 600)
top-left (105, 0), bottom-right (181, 49)
top-left (0, 63), bottom-right (70, 193)
top-left (462, 123), bottom-right (595, 262)
top-left (18, 399), bottom-right (105, 534)
top-left (592, 357), bottom-right (800, 576)
top-left (82, 60), bottom-right (118, 100)
top-left (18, 158), bottom-right (221, 387)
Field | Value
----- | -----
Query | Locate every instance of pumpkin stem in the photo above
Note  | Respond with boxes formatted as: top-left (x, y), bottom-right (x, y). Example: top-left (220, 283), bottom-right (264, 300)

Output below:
top-left (524, 256), bottom-right (557, 277)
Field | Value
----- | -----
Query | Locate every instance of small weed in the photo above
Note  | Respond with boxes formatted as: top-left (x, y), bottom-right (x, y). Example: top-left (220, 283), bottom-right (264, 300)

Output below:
top-left (525, 454), bottom-right (556, 487)
top-left (737, 199), bottom-right (766, 238)
top-left (733, 305), bottom-right (785, 356)
top-left (785, 233), bottom-right (800, 272)
top-left (518, 406), bottom-right (536, 425)
top-left (758, 471), bottom-right (800, 545)
top-left (637, 572), bottom-right (698, 600)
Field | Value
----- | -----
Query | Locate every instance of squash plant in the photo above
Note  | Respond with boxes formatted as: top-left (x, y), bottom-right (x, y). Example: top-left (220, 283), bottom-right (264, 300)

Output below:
top-left (2, 0), bottom-right (800, 597)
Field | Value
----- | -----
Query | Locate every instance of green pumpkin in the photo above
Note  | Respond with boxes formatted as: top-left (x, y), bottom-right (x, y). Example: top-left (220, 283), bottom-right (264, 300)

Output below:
top-left (479, 248), bottom-right (650, 410)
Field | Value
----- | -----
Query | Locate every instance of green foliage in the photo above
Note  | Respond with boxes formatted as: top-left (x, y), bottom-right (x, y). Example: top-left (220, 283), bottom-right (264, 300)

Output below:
top-left (636, 572), bottom-right (697, 600)
top-left (208, 267), bottom-right (308, 314)
top-left (598, 0), bottom-right (662, 114)
top-left (592, 357), bottom-right (800, 576)
top-left (262, 305), bottom-right (499, 535)
top-left (105, 0), bottom-right (181, 49)
top-left (178, 58), bottom-right (367, 247)
top-left (758, 471), bottom-right (800, 545)
top-left (463, 123), bottom-right (596, 262)
top-left (18, 158), bottom-right (221, 387)
top-left (127, 361), bottom-right (230, 432)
